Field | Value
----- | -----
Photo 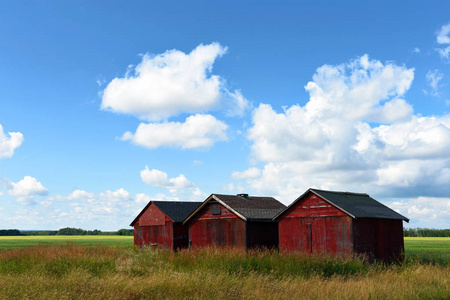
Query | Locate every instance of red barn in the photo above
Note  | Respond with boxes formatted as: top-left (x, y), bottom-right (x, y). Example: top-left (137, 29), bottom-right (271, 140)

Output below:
top-left (275, 188), bottom-right (409, 261)
top-left (184, 194), bottom-right (286, 249)
top-left (131, 201), bottom-right (201, 250)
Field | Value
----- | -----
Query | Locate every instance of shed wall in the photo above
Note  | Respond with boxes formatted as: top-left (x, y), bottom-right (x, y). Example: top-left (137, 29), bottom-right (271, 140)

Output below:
top-left (188, 202), bottom-right (247, 248)
top-left (133, 203), bottom-right (174, 250)
top-left (278, 193), bottom-right (353, 254)
top-left (353, 218), bottom-right (404, 261)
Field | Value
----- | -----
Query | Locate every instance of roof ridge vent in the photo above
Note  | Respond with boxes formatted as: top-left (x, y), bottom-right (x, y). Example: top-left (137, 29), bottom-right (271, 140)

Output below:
top-left (237, 193), bottom-right (249, 198)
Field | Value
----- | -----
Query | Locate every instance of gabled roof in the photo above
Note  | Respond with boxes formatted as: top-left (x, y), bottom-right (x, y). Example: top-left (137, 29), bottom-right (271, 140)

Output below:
top-left (275, 188), bottom-right (409, 222)
top-left (184, 194), bottom-right (286, 223)
top-left (130, 201), bottom-right (202, 226)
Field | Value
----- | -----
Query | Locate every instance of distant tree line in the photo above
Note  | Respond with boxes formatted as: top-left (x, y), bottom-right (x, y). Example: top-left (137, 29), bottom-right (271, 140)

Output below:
top-left (3, 227), bottom-right (449, 237)
top-left (0, 228), bottom-right (133, 236)
top-left (403, 228), bottom-right (450, 237)
top-left (0, 229), bottom-right (21, 236)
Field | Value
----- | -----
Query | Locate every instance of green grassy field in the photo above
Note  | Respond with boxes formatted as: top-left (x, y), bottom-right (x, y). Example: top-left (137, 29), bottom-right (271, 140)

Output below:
top-left (1, 235), bottom-right (448, 252)
top-left (0, 235), bottom-right (133, 250)
top-left (404, 237), bottom-right (450, 253)
top-left (0, 237), bottom-right (448, 299)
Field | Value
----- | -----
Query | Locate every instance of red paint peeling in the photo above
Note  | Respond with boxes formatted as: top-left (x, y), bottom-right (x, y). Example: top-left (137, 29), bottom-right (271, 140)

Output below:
top-left (133, 203), bottom-right (190, 250)
top-left (277, 191), bottom-right (405, 261)
top-left (188, 202), bottom-right (278, 249)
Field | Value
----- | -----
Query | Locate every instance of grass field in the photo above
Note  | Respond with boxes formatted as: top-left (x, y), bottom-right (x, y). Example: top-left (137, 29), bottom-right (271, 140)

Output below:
top-left (404, 237), bottom-right (450, 253)
top-left (0, 235), bottom-right (133, 250)
top-left (0, 237), bottom-right (448, 299)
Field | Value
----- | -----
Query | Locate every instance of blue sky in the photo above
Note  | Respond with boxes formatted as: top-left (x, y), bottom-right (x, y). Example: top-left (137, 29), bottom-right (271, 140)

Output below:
top-left (1, 1), bottom-right (449, 230)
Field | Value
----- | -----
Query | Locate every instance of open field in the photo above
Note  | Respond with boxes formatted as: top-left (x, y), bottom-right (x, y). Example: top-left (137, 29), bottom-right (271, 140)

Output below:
top-left (404, 237), bottom-right (450, 265)
top-left (0, 237), bottom-right (448, 299)
top-left (404, 237), bottom-right (450, 253)
top-left (0, 236), bottom-right (133, 250)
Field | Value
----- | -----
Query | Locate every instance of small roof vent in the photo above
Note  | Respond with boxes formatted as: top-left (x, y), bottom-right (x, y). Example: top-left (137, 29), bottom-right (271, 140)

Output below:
top-left (237, 193), bottom-right (249, 198)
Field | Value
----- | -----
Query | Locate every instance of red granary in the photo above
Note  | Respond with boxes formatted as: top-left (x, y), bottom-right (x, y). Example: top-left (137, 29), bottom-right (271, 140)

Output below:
top-left (184, 193), bottom-right (286, 249)
top-left (131, 201), bottom-right (201, 250)
top-left (275, 188), bottom-right (409, 261)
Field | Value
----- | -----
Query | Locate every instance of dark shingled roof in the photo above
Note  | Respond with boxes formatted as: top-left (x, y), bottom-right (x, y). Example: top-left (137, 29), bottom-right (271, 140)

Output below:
top-left (303, 189), bottom-right (409, 221)
top-left (130, 201), bottom-right (202, 226)
top-left (212, 194), bottom-right (286, 221)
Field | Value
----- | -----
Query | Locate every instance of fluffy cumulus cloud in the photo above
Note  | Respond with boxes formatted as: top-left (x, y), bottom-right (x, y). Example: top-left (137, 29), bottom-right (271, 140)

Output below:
top-left (436, 22), bottom-right (450, 60)
top-left (122, 114), bottom-right (228, 149)
top-left (0, 124), bottom-right (24, 159)
top-left (140, 166), bottom-right (193, 189)
top-left (102, 43), bottom-right (247, 150)
top-left (6, 176), bottom-right (48, 204)
top-left (101, 42), bottom-right (249, 121)
top-left (233, 55), bottom-right (450, 227)
top-left (140, 166), bottom-right (207, 202)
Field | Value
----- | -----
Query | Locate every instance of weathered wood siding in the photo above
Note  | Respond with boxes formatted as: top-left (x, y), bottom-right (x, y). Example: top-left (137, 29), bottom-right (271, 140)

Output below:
top-left (133, 203), bottom-right (174, 250)
top-left (278, 192), bottom-right (353, 255)
top-left (353, 218), bottom-right (404, 261)
top-left (188, 202), bottom-right (247, 248)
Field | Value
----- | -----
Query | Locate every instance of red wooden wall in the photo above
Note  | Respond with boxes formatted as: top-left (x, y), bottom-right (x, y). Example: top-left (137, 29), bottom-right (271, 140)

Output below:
top-left (278, 192), bottom-right (353, 255)
top-left (134, 203), bottom-right (174, 250)
top-left (353, 218), bottom-right (404, 261)
top-left (188, 202), bottom-right (247, 248)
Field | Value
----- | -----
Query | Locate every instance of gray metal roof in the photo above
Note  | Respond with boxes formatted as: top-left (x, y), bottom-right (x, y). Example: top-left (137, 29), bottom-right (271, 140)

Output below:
top-left (307, 189), bottom-right (409, 221)
top-left (213, 194), bottom-right (286, 221)
top-left (130, 201), bottom-right (202, 226)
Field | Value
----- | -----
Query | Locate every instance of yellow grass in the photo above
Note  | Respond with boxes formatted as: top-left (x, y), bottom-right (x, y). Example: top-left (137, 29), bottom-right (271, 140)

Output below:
top-left (0, 244), bottom-right (448, 299)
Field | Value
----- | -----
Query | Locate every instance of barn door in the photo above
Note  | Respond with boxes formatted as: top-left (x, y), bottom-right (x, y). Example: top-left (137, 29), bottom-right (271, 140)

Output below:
top-left (305, 218), bottom-right (327, 254)
top-left (312, 218), bottom-right (326, 253)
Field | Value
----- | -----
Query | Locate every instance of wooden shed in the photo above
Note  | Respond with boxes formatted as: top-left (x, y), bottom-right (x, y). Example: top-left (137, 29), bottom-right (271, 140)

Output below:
top-left (184, 193), bottom-right (286, 249)
top-left (275, 188), bottom-right (409, 261)
top-left (130, 201), bottom-right (201, 250)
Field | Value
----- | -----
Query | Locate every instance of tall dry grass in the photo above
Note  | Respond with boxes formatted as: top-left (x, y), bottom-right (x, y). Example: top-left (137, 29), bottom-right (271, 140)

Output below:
top-left (0, 244), bottom-right (448, 299)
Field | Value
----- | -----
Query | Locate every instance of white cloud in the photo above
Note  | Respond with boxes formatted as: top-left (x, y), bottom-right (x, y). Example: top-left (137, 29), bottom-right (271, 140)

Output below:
top-left (122, 114), bottom-right (228, 149)
top-left (413, 47), bottom-right (421, 54)
top-left (373, 115), bottom-right (450, 159)
top-left (6, 176), bottom-right (48, 204)
top-left (425, 70), bottom-right (444, 97)
top-left (99, 188), bottom-right (131, 202)
top-left (27, 188), bottom-right (136, 229)
top-left (436, 22), bottom-right (450, 60)
top-left (101, 43), bottom-right (249, 121)
top-left (437, 22), bottom-right (450, 44)
top-left (0, 124), bottom-right (24, 159)
top-left (390, 197), bottom-right (450, 228)
top-left (223, 89), bottom-right (251, 117)
top-left (135, 193), bottom-right (153, 205)
top-left (231, 167), bottom-right (261, 180)
top-left (139, 166), bottom-right (207, 202)
top-left (135, 188), bottom-right (206, 206)
top-left (438, 46), bottom-right (450, 60)
top-left (67, 189), bottom-right (95, 201)
top-left (140, 166), bottom-right (193, 189)
top-left (234, 55), bottom-right (450, 206)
